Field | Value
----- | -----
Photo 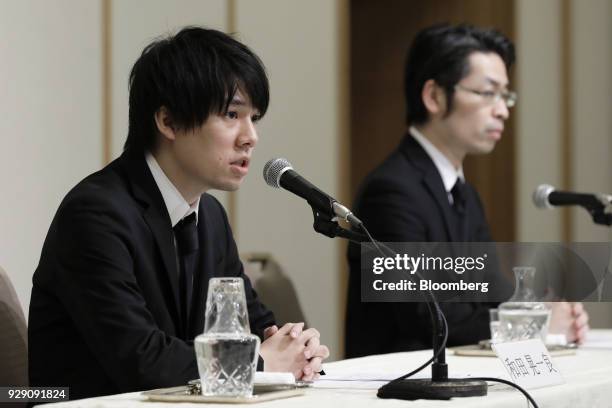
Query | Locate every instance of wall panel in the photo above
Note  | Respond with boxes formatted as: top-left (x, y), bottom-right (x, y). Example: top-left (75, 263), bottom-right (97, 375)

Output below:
top-left (516, 0), bottom-right (563, 241)
top-left (0, 1), bottom-right (102, 315)
top-left (234, 0), bottom-right (344, 360)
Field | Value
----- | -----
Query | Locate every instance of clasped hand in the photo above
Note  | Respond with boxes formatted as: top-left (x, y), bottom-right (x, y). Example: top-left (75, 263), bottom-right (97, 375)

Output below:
top-left (548, 301), bottom-right (589, 344)
top-left (259, 322), bottom-right (330, 381)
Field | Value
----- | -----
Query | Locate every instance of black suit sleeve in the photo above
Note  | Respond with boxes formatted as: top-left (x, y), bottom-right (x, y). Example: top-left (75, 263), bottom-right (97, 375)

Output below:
top-left (53, 196), bottom-right (197, 391)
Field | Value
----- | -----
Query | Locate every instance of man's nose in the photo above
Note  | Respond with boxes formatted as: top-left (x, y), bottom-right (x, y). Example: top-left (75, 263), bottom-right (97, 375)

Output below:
top-left (493, 98), bottom-right (510, 120)
top-left (238, 118), bottom-right (258, 149)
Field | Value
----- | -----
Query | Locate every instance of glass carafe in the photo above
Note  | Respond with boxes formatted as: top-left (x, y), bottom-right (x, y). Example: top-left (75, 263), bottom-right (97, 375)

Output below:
top-left (194, 278), bottom-right (260, 397)
top-left (498, 267), bottom-right (551, 342)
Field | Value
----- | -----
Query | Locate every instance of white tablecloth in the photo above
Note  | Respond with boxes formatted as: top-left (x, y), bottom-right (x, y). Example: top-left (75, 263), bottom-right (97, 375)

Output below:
top-left (42, 330), bottom-right (612, 408)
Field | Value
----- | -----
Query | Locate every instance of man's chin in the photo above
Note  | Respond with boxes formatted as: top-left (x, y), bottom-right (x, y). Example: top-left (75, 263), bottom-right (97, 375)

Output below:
top-left (214, 179), bottom-right (243, 192)
top-left (470, 142), bottom-right (497, 155)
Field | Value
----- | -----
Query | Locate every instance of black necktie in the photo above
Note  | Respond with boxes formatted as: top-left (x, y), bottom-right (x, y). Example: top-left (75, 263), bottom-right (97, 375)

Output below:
top-left (451, 179), bottom-right (466, 215)
top-left (173, 213), bottom-right (199, 335)
top-left (450, 179), bottom-right (467, 241)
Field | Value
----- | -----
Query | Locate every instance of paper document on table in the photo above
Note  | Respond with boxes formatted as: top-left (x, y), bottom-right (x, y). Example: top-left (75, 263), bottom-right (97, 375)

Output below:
top-left (313, 369), bottom-right (425, 389)
top-left (581, 331), bottom-right (612, 349)
top-left (313, 380), bottom-right (388, 389)
top-left (254, 372), bottom-right (295, 384)
top-left (313, 369), bottom-right (492, 389)
top-left (319, 370), bottom-right (429, 382)
top-left (313, 367), bottom-right (507, 390)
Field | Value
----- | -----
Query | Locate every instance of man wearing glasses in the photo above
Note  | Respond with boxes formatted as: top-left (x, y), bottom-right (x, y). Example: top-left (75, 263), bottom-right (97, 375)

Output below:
top-left (345, 23), bottom-right (588, 357)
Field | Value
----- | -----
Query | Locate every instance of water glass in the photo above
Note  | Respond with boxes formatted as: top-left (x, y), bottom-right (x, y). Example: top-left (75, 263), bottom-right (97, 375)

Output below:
top-left (498, 308), bottom-right (551, 343)
top-left (195, 278), bottom-right (260, 397)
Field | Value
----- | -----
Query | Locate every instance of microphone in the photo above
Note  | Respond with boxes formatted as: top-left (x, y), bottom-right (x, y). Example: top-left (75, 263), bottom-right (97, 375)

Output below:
top-left (263, 158), bottom-right (362, 228)
top-left (533, 184), bottom-right (612, 210)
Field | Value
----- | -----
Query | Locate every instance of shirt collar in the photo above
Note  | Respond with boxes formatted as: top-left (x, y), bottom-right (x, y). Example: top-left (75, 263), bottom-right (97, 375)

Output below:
top-left (409, 126), bottom-right (464, 192)
top-left (145, 152), bottom-right (199, 227)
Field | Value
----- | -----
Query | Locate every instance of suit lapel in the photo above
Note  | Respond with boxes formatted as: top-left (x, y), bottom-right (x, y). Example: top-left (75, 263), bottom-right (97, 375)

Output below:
top-left (422, 171), bottom-right (460, 242)
top-left (143, 208), bottom-right (182, 320)
top-left (399, 135), bottom-right (459, 242)
top-left (120, 152), bottom-right (182, 325)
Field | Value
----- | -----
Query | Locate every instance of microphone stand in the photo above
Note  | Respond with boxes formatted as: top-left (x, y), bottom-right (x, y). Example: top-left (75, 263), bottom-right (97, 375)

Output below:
top-left (311, 207), bottom-right (368, 242)
top-left (590, 201), bottom-right (612, 226)
top-left (572, 194), bottom-right (612, 226)
top-left (308, 202), bottom-right (488, 400)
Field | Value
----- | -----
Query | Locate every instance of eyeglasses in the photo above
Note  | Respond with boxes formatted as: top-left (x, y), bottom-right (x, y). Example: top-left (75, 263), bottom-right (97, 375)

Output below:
top-left (455, 84), bottom-right (517, 108)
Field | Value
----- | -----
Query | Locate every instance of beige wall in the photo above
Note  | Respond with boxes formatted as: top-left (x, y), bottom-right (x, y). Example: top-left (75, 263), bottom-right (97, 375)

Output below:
top-left (0, 0), bottom-right (102, 317)
top-left (233, 0), bottom-right (344, 360)
top-left (517, 0), bottom-right (612, 243)
top-left (570, 0), bottom-right (612, 326)
top-left (571, 0), bottom-right (612, 243)
top-left (516, 0), bottom-right (612, 326)
top-left (516, 0), bottom-right (563, 241)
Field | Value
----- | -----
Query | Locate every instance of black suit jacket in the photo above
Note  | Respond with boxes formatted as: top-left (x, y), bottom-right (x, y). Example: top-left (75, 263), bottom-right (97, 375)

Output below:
top-left (346, 135), bottom-right (497, 358)
top-left (28, 151), bottom-right (275, 399)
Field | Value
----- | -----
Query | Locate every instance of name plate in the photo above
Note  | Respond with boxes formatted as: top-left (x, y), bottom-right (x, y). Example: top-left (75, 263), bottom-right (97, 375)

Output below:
top-left (491, 339), bottom-right (564, 389)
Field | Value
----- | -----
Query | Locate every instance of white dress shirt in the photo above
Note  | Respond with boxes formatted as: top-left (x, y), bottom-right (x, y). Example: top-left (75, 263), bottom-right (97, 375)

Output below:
top-left (145, 152), bottom-right (199, 227)
top-left (409, 126), bottom-right (464, 205)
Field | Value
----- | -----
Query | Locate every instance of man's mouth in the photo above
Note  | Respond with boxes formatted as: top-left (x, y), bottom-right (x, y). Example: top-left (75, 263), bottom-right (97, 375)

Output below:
top-left (230, 158), bottom-right (250, 176)
top-left (487, 128), bottom-right (503, 139)
top-left (231, 158), bottom-right (249, 168)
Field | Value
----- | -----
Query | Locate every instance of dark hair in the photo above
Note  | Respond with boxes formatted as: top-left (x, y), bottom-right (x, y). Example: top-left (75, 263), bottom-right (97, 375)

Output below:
top-left (404, 23), bottom-right (515, 125)
top-left (125, 26), bottom-right (269, 153)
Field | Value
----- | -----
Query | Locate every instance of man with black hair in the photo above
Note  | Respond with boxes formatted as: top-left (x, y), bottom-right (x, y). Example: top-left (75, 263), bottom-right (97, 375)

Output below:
top-left (346, 23), bottom-right (589, 357)
top-left (29, 27), bottom-right (328, 399)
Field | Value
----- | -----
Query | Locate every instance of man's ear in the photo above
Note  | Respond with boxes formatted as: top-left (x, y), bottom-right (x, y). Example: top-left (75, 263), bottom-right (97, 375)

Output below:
top-left (154, 106), bottom-right (178, 142)
top-left (421, 79), bottom-right (447, 117)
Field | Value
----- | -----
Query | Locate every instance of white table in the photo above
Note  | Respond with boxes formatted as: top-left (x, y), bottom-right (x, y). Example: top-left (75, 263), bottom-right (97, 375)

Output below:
top-left (42, 330), bottom-right (612, 408)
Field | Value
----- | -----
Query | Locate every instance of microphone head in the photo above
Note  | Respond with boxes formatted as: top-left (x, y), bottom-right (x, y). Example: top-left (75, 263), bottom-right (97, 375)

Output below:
top-left (263, 158), bottom-right (293, 188)
top-left (533, 184), bottom-right (555, 209)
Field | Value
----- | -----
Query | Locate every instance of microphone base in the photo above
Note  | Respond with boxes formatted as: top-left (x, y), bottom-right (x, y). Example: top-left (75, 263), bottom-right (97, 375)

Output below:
top-left (377, 378), bottom-right (487, 400)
